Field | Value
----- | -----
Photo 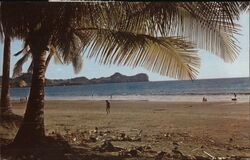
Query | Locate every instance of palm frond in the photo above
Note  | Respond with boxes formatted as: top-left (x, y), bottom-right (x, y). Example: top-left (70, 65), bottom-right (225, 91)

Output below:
top-left (45, 52), bottom-right (53, 72)
top-left (49, 45), bottom-right (63, 64)
top-left (120, 2), bottom-right (243, 63)
top-left (12, 53), bottom-right (30, 78)
top-left (176, 10), bottom-right (241, 62)
top-left (84, 29), bottom-right (200, 80)
top-left (13, 40), bottom-right (29, 56)
top-left (239, 2), bottom-right (250, 12)
top-left (72, 54), bottom-right (83, 74)
top-left (0, 3), bottom-right (4, 42)
top-left (27, 60), bottom-right (33, 74)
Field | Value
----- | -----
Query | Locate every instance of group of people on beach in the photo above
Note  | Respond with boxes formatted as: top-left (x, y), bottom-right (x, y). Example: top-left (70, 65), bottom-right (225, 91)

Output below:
top-left (19, 92), bottom-right (238, 115)
top-left (19, 96), bottom-right (28, 102)
top-left (202, 93), bottom-right (238, 102)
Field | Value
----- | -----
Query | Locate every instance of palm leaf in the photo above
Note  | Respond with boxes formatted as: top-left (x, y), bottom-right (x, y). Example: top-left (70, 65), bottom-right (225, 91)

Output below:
top-left (13, 40), bottom-right (29, 56)
top-left (45, 52), bottom-right (53, 72)
top-left (72, 53), bottom-right (83, 74)
top-left (12, 52), bottom-right (30, 78)
top-left (176, 9), bottom-right (241, 62)
top-left (27, 61), bottom-right (33, 74)
top-left (120, 2), bottom-right (243, 63)
top-left (49, 45), bottom-right (63, 65)
top-left (83, 29), bottom-right (200, 80)
top-left (240, 2), bottom-right (250, 11)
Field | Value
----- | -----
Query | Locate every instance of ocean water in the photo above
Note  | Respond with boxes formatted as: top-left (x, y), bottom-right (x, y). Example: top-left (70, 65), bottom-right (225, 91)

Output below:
top-left (8, 77), bottom-right (250, 102)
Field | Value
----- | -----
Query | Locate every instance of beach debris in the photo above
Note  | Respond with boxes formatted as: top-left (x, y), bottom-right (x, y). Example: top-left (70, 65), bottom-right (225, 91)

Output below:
top-left (94, 127), bottom-right (98, 133)
top-left (153, 150), bottom-right (198, 160)
top-left (131, 136), bottom-right (142, 141)
top-left (63, 127), bottom-right (70, 134)
top-left (118, 150), bottom-right (135, 158)
top-left (185, 155), bottom-right (196, 160)
top-left (139, 129), bottom-right (143, 136)
top-left (88, 135), bottom-right (97, 142)
top-left (128, 148), bottom-right (139, 157)
top-left (111, 132), bottom-right (142, 142)
top-left (173, 141), bottom-right (179, 146)
top-left (191, 146), bottom-right (201, 152)
top-left (118, 147), bottom-right (142, 157)
top-left (155, 151), bottom-right (166, 160)
top-left (164, 133), bottom-right (171, 138)
top-left (171, 147), bottom-right (185, 159)
top-left (194, 155), bottom-right (210, 160)
top-left (61, 128), bottom-right (144, 145)
top-left (100, 140), bottom-right (115, 152)
top-left (93, 140), bottom-right (123, 152)
top-left (144, 145), bottom-right (152, 150)
top-left (208, 139), bottom-right (215, 143)
top-left (227, 146), bottom-right (233, 150)
top-left (118, 145), bottom-right (156, 158)
top-left (89, 127), bottom-right (99, 134)
top-left (203, 150), bottom-right (215, 159)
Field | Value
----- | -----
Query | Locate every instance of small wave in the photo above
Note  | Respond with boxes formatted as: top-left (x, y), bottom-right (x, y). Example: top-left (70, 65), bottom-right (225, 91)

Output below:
top-left (43, 94), bottom-right (249, 102)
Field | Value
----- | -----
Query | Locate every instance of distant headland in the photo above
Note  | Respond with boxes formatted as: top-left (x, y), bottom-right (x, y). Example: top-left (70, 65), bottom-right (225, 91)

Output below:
top-left (0, 72), bottom-right (149, 88)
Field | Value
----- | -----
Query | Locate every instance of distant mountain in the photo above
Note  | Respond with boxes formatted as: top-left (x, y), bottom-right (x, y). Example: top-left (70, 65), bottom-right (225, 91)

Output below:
top-left (90, 72), bottom-right (148, 84)
top-left (0, 72), bottom-right (149, 88)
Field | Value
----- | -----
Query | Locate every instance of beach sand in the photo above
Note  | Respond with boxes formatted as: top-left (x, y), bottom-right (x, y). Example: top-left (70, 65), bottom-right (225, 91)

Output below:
top-left (1, 100), bottom-right (250, 158)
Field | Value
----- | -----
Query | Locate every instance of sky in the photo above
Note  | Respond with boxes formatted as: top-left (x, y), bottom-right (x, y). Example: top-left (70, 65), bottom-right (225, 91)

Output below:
top-left (0, 13), bottom-right (249, 81)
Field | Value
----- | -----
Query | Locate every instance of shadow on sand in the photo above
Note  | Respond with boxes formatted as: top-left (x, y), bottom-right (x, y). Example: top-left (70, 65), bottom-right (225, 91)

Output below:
top-left (1, 134), bottom-right (124, 160)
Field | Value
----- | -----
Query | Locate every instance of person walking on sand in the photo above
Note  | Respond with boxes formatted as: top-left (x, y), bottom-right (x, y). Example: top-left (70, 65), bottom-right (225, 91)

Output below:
top-left (105, 100), bottom-right (111, 115)
top-left (202, 96), bottom-right (207, 102)
top-left (234, 93), bottom-right (237, 98)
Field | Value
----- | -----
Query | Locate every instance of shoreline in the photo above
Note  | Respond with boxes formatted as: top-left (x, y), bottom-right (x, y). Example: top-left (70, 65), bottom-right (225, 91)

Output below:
top-left (11, 94), bottom-right (250, 103)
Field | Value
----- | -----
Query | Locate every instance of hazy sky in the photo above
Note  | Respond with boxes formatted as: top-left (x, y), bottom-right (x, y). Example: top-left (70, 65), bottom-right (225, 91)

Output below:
top-left (0, 13), bottom-right (249, 81)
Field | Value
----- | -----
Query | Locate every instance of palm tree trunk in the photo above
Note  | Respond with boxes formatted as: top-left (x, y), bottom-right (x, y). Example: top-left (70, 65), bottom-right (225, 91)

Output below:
top-left (13, 41), bottom-right (47, 146)
top-left (1, 36), bottom-right (12, 116)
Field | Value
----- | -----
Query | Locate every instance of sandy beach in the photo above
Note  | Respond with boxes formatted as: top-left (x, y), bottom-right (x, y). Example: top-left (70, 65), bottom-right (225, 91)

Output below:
top-left (2, 100), bottom-right (249, 159)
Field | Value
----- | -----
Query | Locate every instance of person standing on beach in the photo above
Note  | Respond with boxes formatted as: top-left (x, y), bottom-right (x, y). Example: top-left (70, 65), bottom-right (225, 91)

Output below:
top-left (105, 100), bottom-right (111, 115)
top-left (232, 93), bottom-right (237, 101)
top-left (202, 96), bottom-right (207, 102)
top-left (234, 93), bottom-right (237, 98)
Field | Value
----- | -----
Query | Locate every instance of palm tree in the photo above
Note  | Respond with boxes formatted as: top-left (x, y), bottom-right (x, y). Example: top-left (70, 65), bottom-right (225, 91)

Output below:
top-left (0, 3), bottom-right (24, 119)
top-left (0, 35), bottom-right (12, 116)
top-left (0, 2), bottom-right (247, 147)
top-left (12, 44), bottom-right (64, 78)
top-left (0, 1), bottom-right (12, 117)
top-left (5, 3), bottom-right (103, 146)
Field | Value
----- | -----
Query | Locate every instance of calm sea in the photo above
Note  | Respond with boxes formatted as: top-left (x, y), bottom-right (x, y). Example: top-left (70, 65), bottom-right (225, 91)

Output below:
top-left (8, 77), bottom-right (250, 102)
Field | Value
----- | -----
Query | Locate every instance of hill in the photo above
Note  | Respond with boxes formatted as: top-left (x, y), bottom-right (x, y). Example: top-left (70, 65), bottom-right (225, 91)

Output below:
top-left (0, 72), bottom-right (149, 88)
